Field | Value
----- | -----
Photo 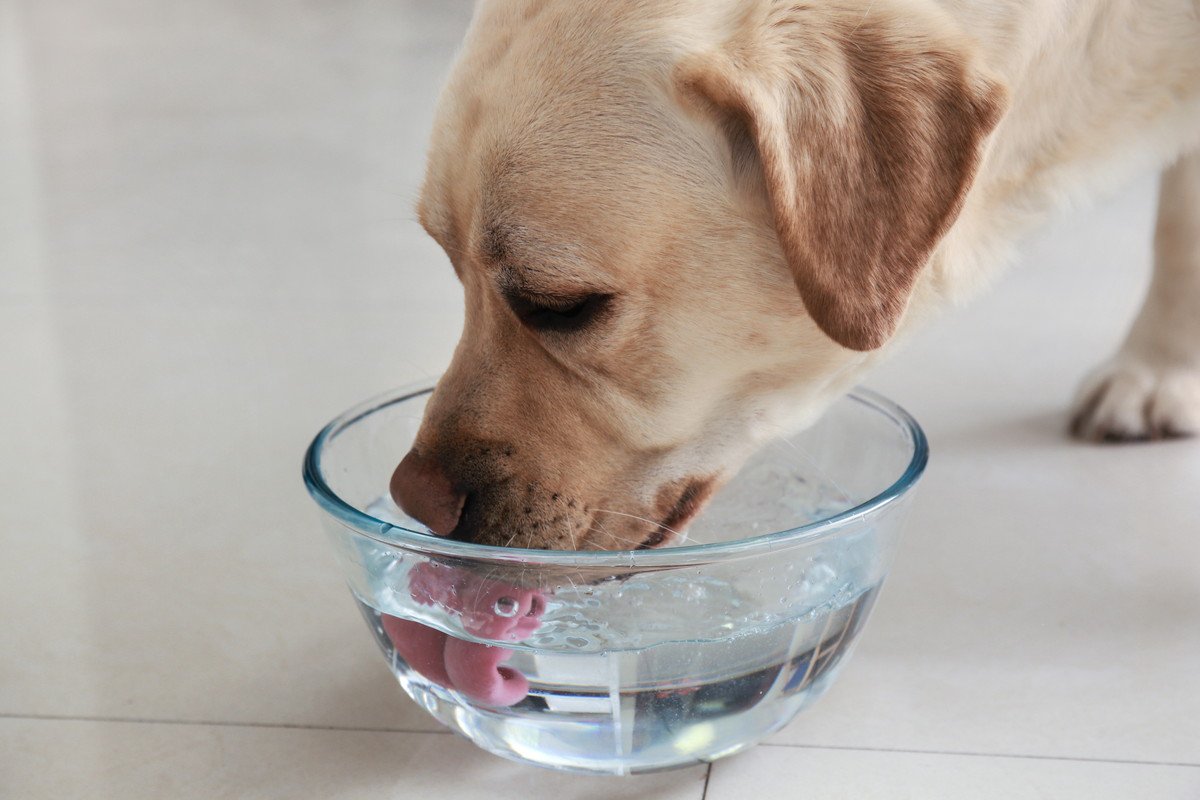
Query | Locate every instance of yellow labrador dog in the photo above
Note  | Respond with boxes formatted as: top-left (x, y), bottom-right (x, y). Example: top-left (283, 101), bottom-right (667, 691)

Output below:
top-left (391, 0), bottom-right (1200, 550)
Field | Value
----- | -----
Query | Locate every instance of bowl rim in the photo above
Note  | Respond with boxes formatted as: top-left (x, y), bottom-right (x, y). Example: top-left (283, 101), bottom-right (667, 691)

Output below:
top-left (303, 381), bottom-right (928, 568)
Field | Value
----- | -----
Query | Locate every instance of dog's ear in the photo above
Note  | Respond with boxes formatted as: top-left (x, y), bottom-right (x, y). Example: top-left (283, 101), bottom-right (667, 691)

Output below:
top-left (677, 4), bottom-right (1006, 350)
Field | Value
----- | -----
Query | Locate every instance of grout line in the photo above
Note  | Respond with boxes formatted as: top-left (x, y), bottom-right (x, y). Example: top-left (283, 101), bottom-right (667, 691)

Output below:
top-left (6, 712), bottom-right (1196, 772)
top-left (0, 712), bottom-right (456, 736)
top-left (758, 741), bottom-right (1200, 769)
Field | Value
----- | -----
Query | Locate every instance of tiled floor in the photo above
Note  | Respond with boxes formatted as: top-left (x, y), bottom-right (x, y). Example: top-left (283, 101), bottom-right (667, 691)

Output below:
top-left (1, 2), bottom-right (1197, 798)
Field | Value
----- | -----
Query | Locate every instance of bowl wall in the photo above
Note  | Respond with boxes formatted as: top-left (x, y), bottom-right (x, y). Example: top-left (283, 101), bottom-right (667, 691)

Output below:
top-left (305, 385), bottom-right (925, 774)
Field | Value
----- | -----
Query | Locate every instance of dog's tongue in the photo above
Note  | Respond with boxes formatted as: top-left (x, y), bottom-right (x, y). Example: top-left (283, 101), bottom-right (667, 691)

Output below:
top-left (382, 564), bottom-right (545, 706)
top-left (381, 617), bottom-right (529, 706)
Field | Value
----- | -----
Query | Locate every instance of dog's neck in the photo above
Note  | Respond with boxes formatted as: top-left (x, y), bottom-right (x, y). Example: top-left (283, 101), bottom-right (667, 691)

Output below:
top-left (912, 0), bottom-right (1200, 317)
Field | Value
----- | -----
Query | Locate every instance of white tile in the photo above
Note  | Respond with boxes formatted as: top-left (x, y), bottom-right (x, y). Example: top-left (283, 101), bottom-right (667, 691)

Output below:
top-left (0, 717), bottom-right (709, 800)
top-left (1, 0), bottom-right (469, 351)
top-left (0, 304), bottom-right (449, 731)
top-left (0, 0), bottom-right (49, 300)
top-left (766, 178), bottom-right (1200, 765)
top-left (4, 0), bottom-right (472, 307)
top-left (706, 745), bottom-right (1200, 800)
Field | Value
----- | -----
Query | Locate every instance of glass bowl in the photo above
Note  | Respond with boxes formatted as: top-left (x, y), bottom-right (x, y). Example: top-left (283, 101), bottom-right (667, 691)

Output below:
top-left (303, 382), bottom-right (927, 775)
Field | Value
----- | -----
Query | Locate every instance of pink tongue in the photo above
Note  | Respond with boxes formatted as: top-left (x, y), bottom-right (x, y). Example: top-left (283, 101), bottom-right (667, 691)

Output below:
top-left (444, 638), bottom-right (530, 706)
top-left (379, 564), bottom-right (545, 707)
top-left (380, 616), bottom-right (453, 687)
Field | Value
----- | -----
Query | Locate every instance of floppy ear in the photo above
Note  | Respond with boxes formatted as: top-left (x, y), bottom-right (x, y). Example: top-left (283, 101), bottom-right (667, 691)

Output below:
top-left (678, 4), bottom-right (1006, 350)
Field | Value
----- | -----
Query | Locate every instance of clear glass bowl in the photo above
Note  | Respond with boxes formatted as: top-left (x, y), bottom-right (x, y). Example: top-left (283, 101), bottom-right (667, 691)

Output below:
top-left (303, 382), bottom-right (927, 775)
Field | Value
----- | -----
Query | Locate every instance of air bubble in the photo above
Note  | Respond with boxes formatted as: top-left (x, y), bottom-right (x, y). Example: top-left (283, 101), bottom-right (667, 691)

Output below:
top-left (493, 597), bottom-right (519, 617)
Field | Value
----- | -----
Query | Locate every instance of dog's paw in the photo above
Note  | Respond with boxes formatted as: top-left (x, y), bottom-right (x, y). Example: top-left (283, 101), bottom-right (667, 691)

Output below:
top-left (1070, 356), bottom-right (1200, 442)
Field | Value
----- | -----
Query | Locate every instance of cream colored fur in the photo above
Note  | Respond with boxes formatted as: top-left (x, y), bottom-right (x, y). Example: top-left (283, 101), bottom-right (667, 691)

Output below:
top-left (406, 0), bottom-right (1200, 549)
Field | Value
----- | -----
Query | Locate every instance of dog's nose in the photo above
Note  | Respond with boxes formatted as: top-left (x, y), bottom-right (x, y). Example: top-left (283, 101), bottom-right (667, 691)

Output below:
top-left (389, 450), bottom-right (465, 536)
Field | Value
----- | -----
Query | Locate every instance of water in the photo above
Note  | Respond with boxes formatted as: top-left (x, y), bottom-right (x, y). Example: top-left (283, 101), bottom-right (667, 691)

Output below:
top-left (355, 582), bottom-right (880, 774)
top-left (344, 459), bottom-right (888, 773)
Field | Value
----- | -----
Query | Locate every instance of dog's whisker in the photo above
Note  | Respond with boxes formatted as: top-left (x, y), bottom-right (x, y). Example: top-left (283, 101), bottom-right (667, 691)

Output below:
top-left (583, 517), bottom-right (622, 548)
top-left (753, 422), bottom-right (855, 500)
top-left (582, 517), bottom-right (644, 550)
top-left (502, 526), bottom-right (522, 549)
top-left (592, 508), bottom-right (684, 539)
top-left (589, 508), bottom-right (690, 548)
top-left (589, 527), bottom-right (644, 550)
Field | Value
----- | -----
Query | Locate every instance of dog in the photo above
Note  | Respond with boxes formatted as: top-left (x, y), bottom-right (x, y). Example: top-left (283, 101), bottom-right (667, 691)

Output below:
top-left (389, 0), bottom-right (1200, 550)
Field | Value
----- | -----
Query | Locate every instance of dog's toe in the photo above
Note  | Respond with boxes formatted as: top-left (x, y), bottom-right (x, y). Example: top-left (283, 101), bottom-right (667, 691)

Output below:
top-left (1070, 357), bottom-right (1200, 443)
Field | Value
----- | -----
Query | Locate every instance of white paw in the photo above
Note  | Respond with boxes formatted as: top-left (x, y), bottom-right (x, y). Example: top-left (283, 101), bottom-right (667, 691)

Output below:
top-left (1071, 357), bottom-right (1200, 442)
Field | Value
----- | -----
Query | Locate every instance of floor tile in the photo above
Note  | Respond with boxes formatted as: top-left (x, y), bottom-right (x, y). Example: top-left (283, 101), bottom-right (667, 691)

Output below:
top-left (705, 745), bottom-right (1200, 800)
top-left (4, 0), bottom-right (472, 308)
top-left (0, 717), bottom-right (708, 800)
top-left (0, 303), bottom-right (449, 731)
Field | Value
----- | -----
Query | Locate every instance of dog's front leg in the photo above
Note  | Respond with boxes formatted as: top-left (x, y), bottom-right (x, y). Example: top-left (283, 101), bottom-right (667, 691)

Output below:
top-left (1071, 150), bottom-right (1200, 441)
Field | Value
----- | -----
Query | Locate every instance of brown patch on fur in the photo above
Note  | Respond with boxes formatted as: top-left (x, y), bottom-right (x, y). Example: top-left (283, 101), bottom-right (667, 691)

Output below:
top-left (678, 5), bottom-right (1006, 350)
top-left (639, 476), bottom-right (718, 549)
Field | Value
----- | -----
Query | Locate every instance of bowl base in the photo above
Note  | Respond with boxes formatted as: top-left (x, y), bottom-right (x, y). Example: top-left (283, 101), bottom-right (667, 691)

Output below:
top-left (391, 638), bottom-right (851, 776)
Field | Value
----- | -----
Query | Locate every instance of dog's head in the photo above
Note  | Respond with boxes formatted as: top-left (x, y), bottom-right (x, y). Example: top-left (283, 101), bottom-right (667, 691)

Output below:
top-left (392, 0), bottom-right (1005, 549)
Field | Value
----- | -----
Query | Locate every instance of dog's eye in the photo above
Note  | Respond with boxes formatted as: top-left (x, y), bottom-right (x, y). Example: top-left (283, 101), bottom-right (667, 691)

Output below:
top-left (508, 293), bottom-right (612, 334)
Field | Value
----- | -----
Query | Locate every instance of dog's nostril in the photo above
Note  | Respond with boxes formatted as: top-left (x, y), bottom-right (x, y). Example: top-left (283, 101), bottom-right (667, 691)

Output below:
top-left (389, 449), bottom-right (465, 537)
